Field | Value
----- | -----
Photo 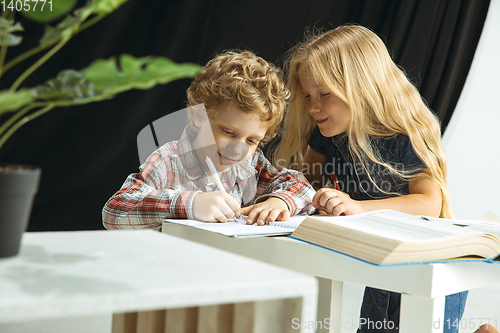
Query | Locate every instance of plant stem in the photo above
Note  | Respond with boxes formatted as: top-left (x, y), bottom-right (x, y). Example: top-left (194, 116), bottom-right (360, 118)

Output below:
top-left (2, 41), bottom-right (58, 76)
top-left (0, 9), bottom-right (14, 80)
top-left (10, 36), bottom-right (70, 92)
top-left (2, 13), bottom-right (107, 76)
top-left (0, 103), bottom-right (44, 138)
top-left (0, 104), bottom-right (54, 150)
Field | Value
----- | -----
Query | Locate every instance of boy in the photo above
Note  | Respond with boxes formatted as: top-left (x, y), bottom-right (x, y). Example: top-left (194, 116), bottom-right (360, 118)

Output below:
top-left (102, 51), bottom-right (314, 230)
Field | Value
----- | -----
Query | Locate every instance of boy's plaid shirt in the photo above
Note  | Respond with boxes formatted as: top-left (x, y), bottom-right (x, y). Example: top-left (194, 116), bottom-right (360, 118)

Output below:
top-left (102, 128), bottom-right (314, 230)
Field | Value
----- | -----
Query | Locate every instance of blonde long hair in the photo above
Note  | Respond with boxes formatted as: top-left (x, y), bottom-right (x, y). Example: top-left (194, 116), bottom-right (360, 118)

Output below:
top-left (274, 25), bottom-right (453, 218)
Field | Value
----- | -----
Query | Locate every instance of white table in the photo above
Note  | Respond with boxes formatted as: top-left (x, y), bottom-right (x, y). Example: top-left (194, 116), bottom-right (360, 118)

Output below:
top-left (0, 230), bottom-right (317, 333)
top-left (162, 222), bottom-right (500, 333)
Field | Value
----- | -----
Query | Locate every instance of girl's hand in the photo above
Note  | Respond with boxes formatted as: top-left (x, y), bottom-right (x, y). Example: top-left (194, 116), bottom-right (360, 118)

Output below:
top-left (192, 191), bottom-right (241, 223)
top-left (238, 197), bottom-right (290, 226)
top-left (312, 188), bottom-right (364, 216)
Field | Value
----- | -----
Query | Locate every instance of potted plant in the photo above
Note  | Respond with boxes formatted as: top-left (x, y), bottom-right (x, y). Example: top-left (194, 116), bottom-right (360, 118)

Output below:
top-left (0, 0), bottom-right (202, 257)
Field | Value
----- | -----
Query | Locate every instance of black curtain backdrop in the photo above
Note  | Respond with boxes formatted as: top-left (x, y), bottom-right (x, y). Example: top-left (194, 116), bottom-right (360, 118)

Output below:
top-left (0, 0), bottom-right (490, 231)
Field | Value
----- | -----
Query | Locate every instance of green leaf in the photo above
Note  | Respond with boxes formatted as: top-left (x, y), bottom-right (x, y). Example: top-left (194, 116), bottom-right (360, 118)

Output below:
top-left (37, 0), bottom-right (129, 47)
top-left (83, 55), bottom-right (202, 96)
top-left (90, 0), bottom-right (129, 15)
top-left (39, 4), bottom-right (94, 46)
top-left (0, 89), bottom-right (34, 115)
top-left (33, 69), bottom-right (98, 104)
top-left (0, 18), bottom-right (24, 46)
top-left (33, 55), bottom-right (202, 105)
top-left (20, 0), bottom-right (78, 23)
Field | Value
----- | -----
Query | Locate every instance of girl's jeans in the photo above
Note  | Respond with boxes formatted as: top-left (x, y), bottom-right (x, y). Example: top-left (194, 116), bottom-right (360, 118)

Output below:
top-left (357, 287), bottom-right (468, 333)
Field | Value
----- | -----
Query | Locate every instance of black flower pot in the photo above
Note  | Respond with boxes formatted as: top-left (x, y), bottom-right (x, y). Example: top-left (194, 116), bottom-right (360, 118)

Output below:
top-left (0, 164), bottom-right (41, 258)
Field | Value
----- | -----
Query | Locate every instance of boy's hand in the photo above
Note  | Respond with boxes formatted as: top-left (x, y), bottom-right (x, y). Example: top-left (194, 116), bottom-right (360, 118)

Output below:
top-left (192, 191), bottom-right (241, 223)
top-left (238, 197), bottom-right (290, 226)
top-left (312, 188), bottom-right (363, 216)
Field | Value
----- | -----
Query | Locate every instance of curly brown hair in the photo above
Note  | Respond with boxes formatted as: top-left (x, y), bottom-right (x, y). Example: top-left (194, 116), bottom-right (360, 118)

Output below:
top-left (187, 51), bottom-right (289, 139)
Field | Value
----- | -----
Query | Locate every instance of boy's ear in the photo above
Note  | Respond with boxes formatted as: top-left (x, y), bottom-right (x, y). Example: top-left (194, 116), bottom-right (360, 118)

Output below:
top-left (188, 103), bottom-right (209, 132)
top-left (192, 110), bottom-right (203, 128)
top-left (190, 110), bottom-right (205, 132)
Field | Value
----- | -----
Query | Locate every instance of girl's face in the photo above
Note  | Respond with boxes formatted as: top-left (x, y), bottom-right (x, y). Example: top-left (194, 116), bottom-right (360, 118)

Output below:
top-left (192, 105), bottom-right (268, 172)
top-left (298, 66), bottom-right (351, 137)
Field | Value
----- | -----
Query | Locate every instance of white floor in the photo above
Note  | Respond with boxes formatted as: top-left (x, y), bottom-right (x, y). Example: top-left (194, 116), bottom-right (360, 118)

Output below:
top-left (1, 282), bottom-right (499, 333)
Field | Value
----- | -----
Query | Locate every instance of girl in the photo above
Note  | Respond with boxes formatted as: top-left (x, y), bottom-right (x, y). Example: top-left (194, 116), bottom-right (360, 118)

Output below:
top-left (274, 24), bottom-right (467, 333)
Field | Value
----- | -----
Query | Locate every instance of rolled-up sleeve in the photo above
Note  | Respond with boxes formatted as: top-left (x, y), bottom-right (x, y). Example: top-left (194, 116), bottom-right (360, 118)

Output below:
top-left (102, 150), bottom-right (201, 230)
top-left (252, 149), bottom-right (315, 215)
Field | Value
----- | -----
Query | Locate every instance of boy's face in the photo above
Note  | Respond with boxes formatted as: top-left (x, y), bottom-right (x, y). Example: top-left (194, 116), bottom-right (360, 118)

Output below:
top-left (192, 105), bottom-right (268, 172)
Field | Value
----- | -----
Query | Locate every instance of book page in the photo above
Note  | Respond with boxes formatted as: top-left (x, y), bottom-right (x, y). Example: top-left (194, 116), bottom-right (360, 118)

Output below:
top-left (165, 214), bottom-right (308, 237)
top-left (313, 210), bottom-right (495, 243)
top-left (422, 216), bottom-right (500, 239)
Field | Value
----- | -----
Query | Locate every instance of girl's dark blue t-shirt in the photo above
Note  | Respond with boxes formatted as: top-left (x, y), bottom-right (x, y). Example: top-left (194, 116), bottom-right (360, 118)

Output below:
top-left (308, 126), bottom-right (425, 200)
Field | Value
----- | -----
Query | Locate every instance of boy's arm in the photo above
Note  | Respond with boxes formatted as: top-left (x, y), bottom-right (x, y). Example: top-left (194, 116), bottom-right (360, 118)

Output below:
top-left (252, 149), bottom-right (315, 215)
top-left (102, 150), bottom-right (201, 230)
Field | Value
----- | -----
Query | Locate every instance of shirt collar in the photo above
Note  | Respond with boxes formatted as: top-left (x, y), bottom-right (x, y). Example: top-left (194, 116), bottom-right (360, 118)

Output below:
top-left (176, 126), bottom-right (206, 181)
top-left (221, 154), bottom-right (256, 186)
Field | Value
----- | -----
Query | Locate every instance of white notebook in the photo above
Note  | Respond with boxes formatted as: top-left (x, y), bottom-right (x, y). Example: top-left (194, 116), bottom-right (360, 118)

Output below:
top-left (164, 214), bottom-right (308, 238)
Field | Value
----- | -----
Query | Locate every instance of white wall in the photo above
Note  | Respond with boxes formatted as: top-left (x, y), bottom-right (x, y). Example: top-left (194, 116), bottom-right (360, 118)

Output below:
top-left (442, 0), bottom-right (500, 220)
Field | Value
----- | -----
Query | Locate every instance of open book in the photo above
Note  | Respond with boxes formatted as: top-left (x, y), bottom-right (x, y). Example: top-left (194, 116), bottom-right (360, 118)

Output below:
top-left (164, 214), bottom-right (308, 238)
top-left (289, 210), bottom-right (500, 266)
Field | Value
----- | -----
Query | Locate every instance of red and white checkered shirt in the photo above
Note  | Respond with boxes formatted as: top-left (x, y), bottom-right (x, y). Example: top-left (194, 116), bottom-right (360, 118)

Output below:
top-left (102, 128), bottom-right (314, 230)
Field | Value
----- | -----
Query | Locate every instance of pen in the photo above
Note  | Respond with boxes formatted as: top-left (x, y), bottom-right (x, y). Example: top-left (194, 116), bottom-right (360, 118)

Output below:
top-left (205, 156), bottom-right (225, 192)
top-left (331, 173), bottom-right (340, 191)
top-left (205, 156), bottom-right (239, 222)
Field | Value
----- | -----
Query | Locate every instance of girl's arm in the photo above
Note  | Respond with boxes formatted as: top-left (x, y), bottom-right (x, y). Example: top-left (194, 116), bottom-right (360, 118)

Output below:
top-left (313, 171), bottom-right (443, 217)
top-left (359, 171), bottom-right (442, 217)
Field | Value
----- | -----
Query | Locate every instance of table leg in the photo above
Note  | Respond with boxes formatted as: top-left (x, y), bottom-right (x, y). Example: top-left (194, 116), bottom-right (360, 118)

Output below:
top-left (316, 277), bottom-right (343, 333)
top-left (400, 294), bottom-right (445, 333)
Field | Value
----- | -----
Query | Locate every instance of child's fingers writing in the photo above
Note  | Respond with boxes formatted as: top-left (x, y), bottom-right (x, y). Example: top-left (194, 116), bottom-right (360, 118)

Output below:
top-left (213, 204), bottom-right (236, 223)
top-left (313, 188), bottom-right (339, 207)
top-left (330, 201), bottom-right (347, 216)
top-left (214, 192), bottom-right (241, 222)
top-left (313, 188), bottom-right (357, 216)
top-left (325, 195), bottom-right (343, 214)
top-left (192, 191), bottom-right (241, 223)
top-left (220, 191), bottom-right (241, 212)
top-left (318, 208), bottom-right (332, 216)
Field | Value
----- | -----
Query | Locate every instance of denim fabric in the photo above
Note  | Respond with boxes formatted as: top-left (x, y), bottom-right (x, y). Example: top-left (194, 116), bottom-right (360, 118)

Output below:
top-left (444, 290), bottom-right (469, 333)
top-left (357, 287), bottom-right (468, 333)
top-left (308, 127), bottom-right (426, 200)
